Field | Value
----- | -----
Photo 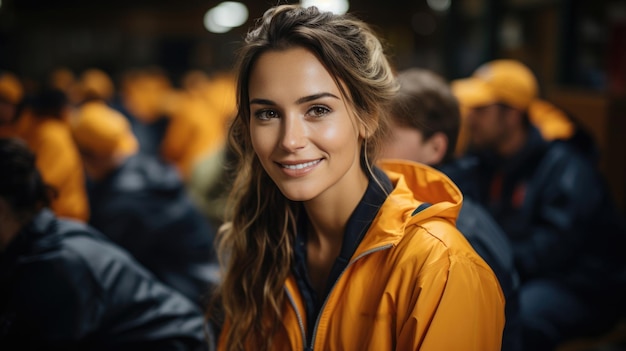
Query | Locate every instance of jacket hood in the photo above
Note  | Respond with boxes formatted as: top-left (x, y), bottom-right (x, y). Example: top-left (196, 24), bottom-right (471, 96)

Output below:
top-left (379, 159), bottom-right (462, 223)
top-left (355, 159), bottom-right (463, 255)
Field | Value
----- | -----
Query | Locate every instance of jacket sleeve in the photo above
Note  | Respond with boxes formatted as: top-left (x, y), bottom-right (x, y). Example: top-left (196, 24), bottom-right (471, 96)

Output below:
top-left (397, 247), bottom-right (505, 351)
top-left (65, 234), bottom-right (210, 350)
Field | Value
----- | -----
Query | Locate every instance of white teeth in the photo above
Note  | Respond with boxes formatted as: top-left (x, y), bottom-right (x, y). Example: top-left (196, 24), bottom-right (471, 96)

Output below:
top-left (282, 159), bottom-right (321, 170)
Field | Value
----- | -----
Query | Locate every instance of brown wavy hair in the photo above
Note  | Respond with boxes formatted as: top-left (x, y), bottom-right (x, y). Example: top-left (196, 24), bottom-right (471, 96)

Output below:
top-left (209, 5), bottom-right (398, 350)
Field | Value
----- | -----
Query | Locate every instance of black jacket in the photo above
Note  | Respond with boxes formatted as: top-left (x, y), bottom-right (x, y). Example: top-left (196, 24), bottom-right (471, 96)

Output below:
top-left (0, 209), bottom-right (210, 350)
top-left (452, 127), bottom-right (626, 293)
top-left (88, 154), bottom-right (218, 307)
top-left (456, 198), bottom-right (521, 351)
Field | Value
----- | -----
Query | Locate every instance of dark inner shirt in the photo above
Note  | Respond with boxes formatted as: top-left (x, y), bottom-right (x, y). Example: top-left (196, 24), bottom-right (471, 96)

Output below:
top-left (292, 167), bottom-right (392, 346)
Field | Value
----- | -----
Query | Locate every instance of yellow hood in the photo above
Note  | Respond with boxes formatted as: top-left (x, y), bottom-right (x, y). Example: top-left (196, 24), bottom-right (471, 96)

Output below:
top-left (354, 159), bottom-right (463, 257)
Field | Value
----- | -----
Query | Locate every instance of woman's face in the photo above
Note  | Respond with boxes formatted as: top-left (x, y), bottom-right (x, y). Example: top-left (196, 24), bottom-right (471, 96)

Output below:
top-left (248, 46), bottom-right (368, 203)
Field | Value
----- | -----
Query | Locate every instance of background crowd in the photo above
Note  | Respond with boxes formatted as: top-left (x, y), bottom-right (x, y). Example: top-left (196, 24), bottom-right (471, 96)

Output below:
top-left (1, 0), bottom-right (626, 350)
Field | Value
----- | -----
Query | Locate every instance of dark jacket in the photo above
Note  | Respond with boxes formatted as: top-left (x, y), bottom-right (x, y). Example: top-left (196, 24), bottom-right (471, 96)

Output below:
top-left (456, 198), bottom-right (522, 351)
top-left (0, 209), bottom-right (210, 351)
top-left (453, 126), bottom-right (626, 293)
top-left (88, 153), bottom-right (219, 307)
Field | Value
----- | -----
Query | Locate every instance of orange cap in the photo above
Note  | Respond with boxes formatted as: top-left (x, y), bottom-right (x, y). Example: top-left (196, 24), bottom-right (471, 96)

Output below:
top-left (451, 59), bottom-right (538, 111)
top-left (71, 101), bottom-right (138, 158)
top-left (80, 68), bottom-right (115, 101)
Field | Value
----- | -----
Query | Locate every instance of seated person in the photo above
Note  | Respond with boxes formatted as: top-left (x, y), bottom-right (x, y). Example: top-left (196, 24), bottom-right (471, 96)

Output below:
top-left (381, 67), bottom-right (521, 351)
top-left (452, 59), bottom-right (626, 350)
top-left (70, 101), bottom-right (219, 308)
top-left (0, 85), bottom-right (89, 222)
top-left (0, 137), bottom-right (210, 351)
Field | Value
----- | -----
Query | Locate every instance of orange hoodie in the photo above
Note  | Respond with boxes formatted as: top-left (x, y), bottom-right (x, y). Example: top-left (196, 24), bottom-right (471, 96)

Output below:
top-left (218, 160), bottom-right (505, 350)
top-left (11, 112), bottom-right (89, 222)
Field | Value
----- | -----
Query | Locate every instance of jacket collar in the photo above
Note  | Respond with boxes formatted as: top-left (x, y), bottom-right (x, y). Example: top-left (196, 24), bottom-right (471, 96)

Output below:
top-left (354, 160), bottom-right (463, 256)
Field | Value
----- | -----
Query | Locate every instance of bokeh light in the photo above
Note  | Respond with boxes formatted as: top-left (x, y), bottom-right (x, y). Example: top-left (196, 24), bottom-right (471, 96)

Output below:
top-left (426, 0), bottom-right (451, 12)
top-left (301, 0), bottom-right (349, 15)
top-left (204, 2), bottom-right (249, 34)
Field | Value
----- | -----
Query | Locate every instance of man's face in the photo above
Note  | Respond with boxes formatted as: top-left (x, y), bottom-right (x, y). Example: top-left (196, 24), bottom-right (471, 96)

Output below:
top-left (381, 119), bottom-right (440, 165)
top-left (465, 104), bottom-right (510, 151)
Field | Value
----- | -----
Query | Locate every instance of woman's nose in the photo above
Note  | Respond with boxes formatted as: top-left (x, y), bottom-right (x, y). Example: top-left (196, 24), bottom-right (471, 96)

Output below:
top-left (280, 114), bottom-right (307, 152)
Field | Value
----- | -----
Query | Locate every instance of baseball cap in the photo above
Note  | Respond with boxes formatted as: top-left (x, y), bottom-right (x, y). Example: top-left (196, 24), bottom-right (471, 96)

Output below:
top-left (451, 59), bottom-right (538, 111)
top-left (80, 68), bottom-right (115, 101)
top-left (70, 101), bottom-right (138, 158)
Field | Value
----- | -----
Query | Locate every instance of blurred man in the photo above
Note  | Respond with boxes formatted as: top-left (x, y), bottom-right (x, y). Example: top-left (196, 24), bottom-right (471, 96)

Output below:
top-left (452, 59), bottom-right (626, 350)
top-left (453, 63), bottom-right (598, 163)
top-left (113, 66), bottom-right (172, 157)
top-left (70, 100), bottom-right (219, 308)
top-left (0, 137), bottom-right (209, 351)
top-left (0, 81), bottom-right (89, 222)
top-left (381, 67), bottom-right (521, 351)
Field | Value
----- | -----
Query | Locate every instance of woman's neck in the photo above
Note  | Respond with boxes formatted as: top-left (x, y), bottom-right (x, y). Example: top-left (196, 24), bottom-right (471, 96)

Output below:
top-left (301, 169), bottom-right (368, 293)
top-left (304, 224), bottom-right (341, 297)
top-left (303, 169), bottom-right (369, 244)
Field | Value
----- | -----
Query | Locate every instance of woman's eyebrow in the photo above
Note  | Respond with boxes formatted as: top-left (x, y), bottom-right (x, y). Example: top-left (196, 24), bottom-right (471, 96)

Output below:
top-left (249, 92), bottom-right (340, 106)
top-left (295, 92), bottom-right (340, 104)
top-left (249, 98), bottom-right (275, 106)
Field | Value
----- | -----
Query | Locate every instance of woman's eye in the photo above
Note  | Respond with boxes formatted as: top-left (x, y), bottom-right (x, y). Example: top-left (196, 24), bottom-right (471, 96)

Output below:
top-left (307, 106), bottom-right (330, 118)
top-left (254, 109), bottom-right (278, 120)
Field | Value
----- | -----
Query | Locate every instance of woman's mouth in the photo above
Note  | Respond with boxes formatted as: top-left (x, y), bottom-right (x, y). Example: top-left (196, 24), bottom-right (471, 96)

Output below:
top-left (280, 159), bottom-right (322, 170)
top-left (277, 159), bottom-right (323, 176)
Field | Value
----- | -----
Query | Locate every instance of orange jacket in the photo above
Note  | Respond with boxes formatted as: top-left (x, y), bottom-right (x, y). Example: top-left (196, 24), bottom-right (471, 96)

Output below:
top-left (218, 160), bottom-right (505, 350)
top-left (11, 112), bottom-right (89, 221)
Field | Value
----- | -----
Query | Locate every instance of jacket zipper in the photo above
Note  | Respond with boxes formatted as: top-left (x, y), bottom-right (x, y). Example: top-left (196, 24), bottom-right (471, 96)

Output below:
top-left (284, 288), bottom-right (308, 350)
top-left (286, 243), bottom-right (394, 351)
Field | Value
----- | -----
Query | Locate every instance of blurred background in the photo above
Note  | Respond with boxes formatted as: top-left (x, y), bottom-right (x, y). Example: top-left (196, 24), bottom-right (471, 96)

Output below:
top-left (1, 0), bottom-right (625, 213)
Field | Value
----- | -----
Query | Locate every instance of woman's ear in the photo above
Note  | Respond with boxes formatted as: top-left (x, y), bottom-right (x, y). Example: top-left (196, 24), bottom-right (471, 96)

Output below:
top-left (358, 113), bottom-right (378, 139)
top-left (359, 123), bottom-right (370, 139)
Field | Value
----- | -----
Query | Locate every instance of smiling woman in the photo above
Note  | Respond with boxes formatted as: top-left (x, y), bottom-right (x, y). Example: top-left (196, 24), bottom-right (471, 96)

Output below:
top-left (208, 4), bottom-right (506, 351)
